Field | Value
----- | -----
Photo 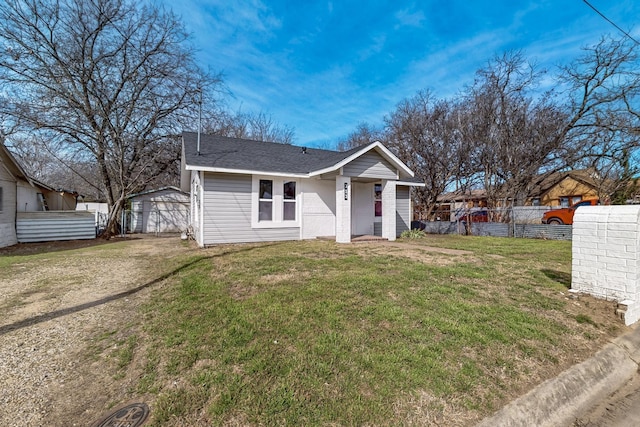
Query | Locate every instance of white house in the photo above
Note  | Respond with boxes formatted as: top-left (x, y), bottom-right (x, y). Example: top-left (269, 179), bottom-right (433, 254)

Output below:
top-left (0, 143), bottom-right (31, 247)
top-left (180, 132), bottom-right (423, 247)
top-left (1, 142), bottom-right (91, 247)
top-left (128, 186), bottom-right (189, 234)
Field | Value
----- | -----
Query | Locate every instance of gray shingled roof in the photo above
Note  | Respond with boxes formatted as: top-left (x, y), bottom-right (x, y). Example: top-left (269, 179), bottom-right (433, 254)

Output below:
top-left (182, 132), bottom-right (362, 175)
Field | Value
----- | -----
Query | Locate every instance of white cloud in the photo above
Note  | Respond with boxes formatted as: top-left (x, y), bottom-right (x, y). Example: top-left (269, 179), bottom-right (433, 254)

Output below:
top-left (357, 34), bottom-right (387, 61)
top-left (394, 7), bottom-right (426, 29)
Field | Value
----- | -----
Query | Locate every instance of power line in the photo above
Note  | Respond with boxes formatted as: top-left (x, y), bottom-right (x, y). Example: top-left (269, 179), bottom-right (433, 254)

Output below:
top-left (582, 0), bottom-right (640, 45)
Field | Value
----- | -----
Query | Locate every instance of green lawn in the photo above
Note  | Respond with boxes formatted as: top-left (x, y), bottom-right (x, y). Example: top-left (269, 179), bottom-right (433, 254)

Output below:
top-left (112, 236), bottom-right (622, 426)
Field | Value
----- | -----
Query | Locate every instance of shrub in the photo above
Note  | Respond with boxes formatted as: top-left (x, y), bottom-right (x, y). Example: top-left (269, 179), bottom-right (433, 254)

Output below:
top-left (401, 229), bottom-right (426, 239)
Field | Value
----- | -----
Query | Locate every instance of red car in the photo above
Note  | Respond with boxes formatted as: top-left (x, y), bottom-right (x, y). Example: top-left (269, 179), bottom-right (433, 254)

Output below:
top-left (542, 199), bottom-right (599, 225)
top-left (460, 210), bottom-right (489, 223)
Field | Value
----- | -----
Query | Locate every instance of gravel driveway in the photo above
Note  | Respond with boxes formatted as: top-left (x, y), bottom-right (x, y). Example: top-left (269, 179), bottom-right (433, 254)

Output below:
top-left (0, 236), bottom-right (191, 426)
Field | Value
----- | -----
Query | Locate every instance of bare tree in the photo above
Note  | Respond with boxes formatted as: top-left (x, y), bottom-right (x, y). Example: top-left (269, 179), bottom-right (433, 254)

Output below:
top-left (559, 36), bottom-right (640, 197)
top-left (0, 0), bottom-right (217, 237)
top-left (331, 37), bottom-right (640, 222)
top-left (336, 122), bottom-right (385, 151)
top-left (385, 90), bottom-right (472, 220)
top-left (3, 134), bottom-right (55, 182)
top-left (463, 51), bottom-right (569, 215)
top-left (203, 110), bottom-right (295, 144)
top-left (6, 133), bottom-right (110, 199)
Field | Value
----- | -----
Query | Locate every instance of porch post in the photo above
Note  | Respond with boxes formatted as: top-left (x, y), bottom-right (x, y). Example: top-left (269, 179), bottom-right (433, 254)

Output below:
top-left (382, 180), bottom-right (396, 241)
top-left (336, 176), bottom-right (351, 243)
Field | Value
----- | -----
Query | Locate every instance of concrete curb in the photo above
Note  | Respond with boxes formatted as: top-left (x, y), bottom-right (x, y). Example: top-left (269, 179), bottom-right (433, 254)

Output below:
top-left (476, 325), bottom-right (640, 427)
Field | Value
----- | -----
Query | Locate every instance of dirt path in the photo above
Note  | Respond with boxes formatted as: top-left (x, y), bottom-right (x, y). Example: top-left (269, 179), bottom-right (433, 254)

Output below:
top-left (0, 236), bottom-right (194, 427)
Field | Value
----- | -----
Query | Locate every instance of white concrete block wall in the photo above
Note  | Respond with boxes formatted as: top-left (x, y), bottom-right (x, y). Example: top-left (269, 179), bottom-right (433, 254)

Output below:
top-left (572, 205), bottom-right (640, 325)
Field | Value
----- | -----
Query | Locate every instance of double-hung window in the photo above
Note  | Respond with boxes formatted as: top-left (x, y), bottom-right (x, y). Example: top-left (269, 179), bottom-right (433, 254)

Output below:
top-left (283, 181), bottom-right (296, 221)
top-left (259, 179), bottom-right (273, 221)
top-left (253, 176), bottom-right (298, 227)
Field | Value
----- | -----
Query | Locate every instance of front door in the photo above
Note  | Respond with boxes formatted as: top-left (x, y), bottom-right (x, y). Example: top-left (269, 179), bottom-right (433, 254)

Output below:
top-left (351, 182), bottom-right (374, 235)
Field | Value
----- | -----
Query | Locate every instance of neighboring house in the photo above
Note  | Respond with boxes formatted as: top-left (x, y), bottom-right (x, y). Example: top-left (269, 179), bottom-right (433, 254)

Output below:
top-left (128, 186), bottom-right (189, 234)
top-left (433, 169), bottom-right (609, 221)
top-left (22, 178), bottom-right (78, 211)
top-left (180, 132), bottom-right (423, 246)
top-left (527, 169), bottom-right (610, 207)
top-left (432, 189), bottom-right (488, 222)
top-left (1, 141), bottom-right (91, 248)
top-left (0, 142), bottom-right (32, 247)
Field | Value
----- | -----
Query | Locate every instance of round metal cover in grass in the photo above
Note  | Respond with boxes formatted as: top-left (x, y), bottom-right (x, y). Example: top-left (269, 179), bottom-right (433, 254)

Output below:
top-left (91, 402), bottom-right (149, 427)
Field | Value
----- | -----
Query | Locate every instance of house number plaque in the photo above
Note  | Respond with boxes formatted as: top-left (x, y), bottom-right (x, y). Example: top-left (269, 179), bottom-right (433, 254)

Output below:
top-left (344, 182), bottom-right (349, 200)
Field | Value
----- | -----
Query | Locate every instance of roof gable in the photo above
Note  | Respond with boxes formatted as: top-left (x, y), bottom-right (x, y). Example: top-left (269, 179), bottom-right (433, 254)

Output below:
top-left (309, 141), bottom-right (414, 179)
top-left (1, 142), bottom-right (32, 184)
top-left (533, 169), bottom-right (609, 198)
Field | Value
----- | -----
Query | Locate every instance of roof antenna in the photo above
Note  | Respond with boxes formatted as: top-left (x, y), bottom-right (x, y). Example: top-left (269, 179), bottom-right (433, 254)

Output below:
top-left (197, 88), bottom-right (202, 156)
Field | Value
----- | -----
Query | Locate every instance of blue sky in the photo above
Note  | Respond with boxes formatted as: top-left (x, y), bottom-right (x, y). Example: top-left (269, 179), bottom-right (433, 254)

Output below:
top-left (167, 1), bottom-right (640, 148)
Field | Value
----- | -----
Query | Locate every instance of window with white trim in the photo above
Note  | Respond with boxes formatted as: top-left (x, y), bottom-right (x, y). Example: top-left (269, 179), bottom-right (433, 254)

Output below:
top-left (252, 176), bottom-right (299, 227)
top-left (259, 179), bottom-right (273, 221)
top-left (374, 183), bottom-right (382, 217)
top-left (283, 181), bottom-right (296, 221)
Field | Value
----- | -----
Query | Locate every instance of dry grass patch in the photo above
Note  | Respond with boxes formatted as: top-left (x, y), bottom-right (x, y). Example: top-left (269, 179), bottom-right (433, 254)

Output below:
top-left (393, 390), bottom-right (476, 427)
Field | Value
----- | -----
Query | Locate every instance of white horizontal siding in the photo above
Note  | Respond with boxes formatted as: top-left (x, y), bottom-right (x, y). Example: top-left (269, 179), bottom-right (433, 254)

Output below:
top-left (202, 173), bottom-right (299, 244)
top-left (16, 211), bottom-right (96, 242)
top-left (0, 174), bottom-right (17, 247)
top-left (0, 223), bottom-right (17, 248)
top-left (16, 181), bottom-right (42, 212)
top-left (396, 186), bottom-right (411, 236)
top-left (343, 151), bottom-right (397, 179)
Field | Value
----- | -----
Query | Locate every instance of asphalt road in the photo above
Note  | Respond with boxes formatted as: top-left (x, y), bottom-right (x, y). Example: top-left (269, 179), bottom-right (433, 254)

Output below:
top-left (572, 373), bottom-right (640, 427)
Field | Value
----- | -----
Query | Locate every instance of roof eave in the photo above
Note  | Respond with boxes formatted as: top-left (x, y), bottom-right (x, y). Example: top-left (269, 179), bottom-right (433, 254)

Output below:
top-left (396, 180), bottom-right (425, 187)
top-left (127, 186), bottom-right (188, 199)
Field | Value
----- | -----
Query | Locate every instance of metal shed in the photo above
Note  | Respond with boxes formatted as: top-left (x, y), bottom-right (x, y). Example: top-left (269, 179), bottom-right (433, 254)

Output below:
top-left (128, 187), bottom-right (189, 234)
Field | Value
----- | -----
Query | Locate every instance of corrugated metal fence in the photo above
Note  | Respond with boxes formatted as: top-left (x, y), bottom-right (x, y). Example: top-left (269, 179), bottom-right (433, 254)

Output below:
top-left (420, 221), bottom-right (573, 240)
top-left (515, 224), bottom-right (572, 240)
top-left (419, 206), bottom-right (575, 241)
top-left (16, 211), bottom-right (96, 243)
